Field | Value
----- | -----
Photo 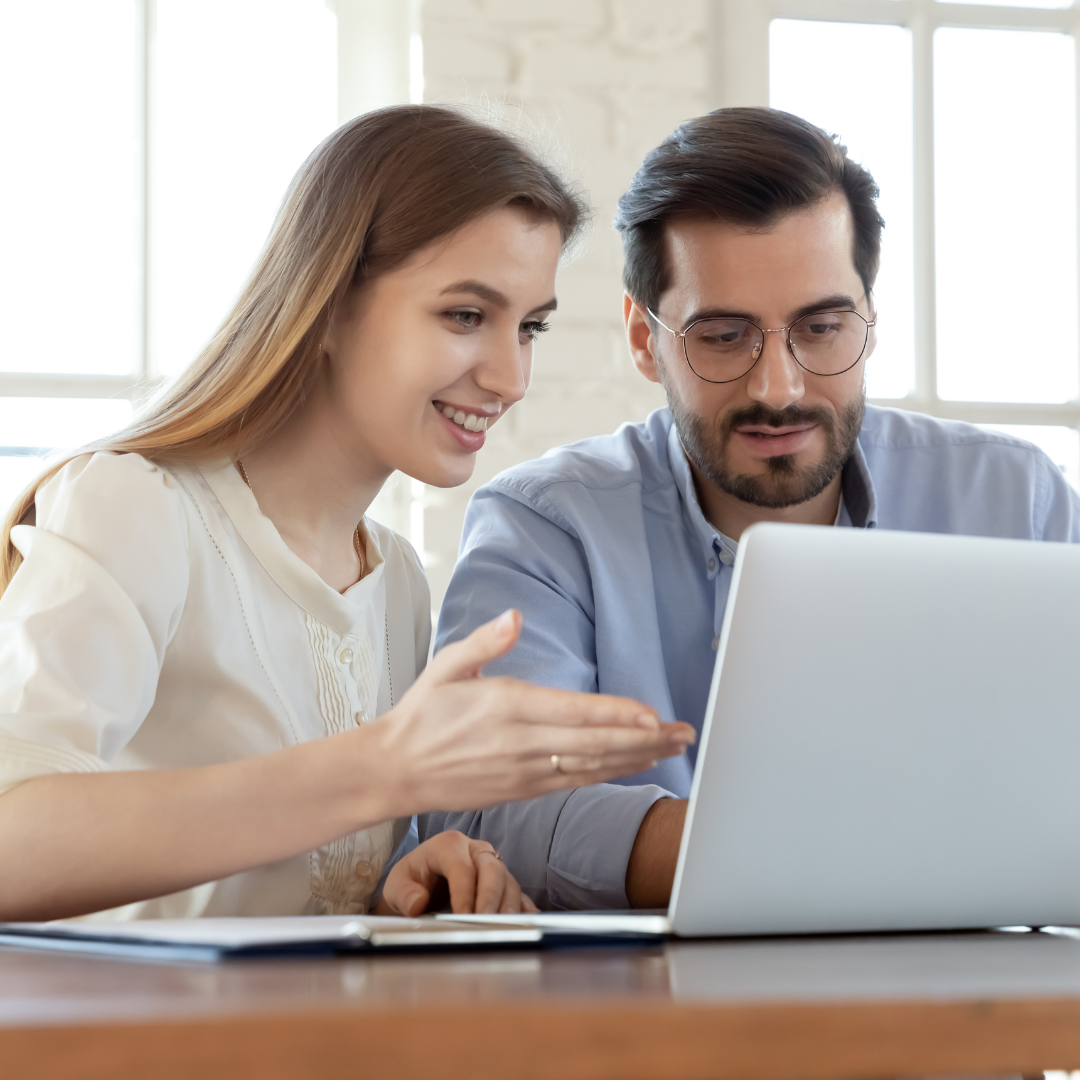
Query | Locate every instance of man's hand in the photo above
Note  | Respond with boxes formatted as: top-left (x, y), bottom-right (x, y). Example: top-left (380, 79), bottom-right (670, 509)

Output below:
top-left (375, 831), bottom-right (540, 917)
top-left (625, 798), bottom-right (688, 908)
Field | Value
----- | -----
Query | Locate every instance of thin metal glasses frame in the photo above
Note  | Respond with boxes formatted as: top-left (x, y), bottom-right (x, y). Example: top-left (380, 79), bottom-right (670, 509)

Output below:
top-left (646, 306), bottom-right (877, 384)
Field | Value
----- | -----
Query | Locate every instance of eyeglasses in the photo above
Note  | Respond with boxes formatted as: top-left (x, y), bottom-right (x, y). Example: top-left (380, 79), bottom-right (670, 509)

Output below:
top-left (647, 306), bottom-right (877, 384)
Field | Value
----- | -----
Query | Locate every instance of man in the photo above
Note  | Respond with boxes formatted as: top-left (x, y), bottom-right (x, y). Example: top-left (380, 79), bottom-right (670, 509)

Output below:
top-left (424, 108), bottom-right (1080, 910)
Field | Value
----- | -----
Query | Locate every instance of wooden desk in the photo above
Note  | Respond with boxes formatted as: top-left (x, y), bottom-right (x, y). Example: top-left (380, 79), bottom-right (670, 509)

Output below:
top-left (4, 930), bottom-right (1080, 1079)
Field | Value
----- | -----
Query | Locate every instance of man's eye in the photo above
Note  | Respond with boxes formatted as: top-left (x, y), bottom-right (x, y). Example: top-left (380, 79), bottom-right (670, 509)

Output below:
top-left (447, 310), bottom-right (483, 329)
top-left (520, 320), bottom-right (551, 339)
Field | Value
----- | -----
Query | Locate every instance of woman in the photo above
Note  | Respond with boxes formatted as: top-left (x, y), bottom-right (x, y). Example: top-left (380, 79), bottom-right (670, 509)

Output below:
top-left (0, 106), bottom-right (692, 923)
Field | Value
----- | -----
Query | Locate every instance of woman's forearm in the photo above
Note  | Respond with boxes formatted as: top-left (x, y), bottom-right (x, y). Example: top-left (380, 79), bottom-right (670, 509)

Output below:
top-left (0, 726), bottom-right (396, 921)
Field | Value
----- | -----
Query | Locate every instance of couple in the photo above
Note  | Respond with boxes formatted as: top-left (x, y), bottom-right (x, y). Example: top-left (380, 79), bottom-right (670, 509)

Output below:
top-left (0, 105), bottom-right (1076, 922)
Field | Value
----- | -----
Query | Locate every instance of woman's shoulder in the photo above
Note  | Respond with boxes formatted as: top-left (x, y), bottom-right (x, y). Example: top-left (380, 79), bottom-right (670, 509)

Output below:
top-left (37, 451), bottom-right (187, 517)
top-left (33, 451), bottom-right (192, 568)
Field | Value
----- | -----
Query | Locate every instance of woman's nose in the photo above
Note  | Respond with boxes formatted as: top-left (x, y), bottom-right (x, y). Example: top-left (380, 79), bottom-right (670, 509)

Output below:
top-left (476, 333), bottom-right (529, 404)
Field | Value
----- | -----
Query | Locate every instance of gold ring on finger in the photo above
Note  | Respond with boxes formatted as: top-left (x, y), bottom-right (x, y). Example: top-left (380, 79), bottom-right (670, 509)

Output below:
top-left (551, 754), bottom-right (564, 774)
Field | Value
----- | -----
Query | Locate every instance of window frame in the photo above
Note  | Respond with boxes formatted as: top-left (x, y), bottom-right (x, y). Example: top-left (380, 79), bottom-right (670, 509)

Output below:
top-left (711, 0), bottom-right (1080, 431)
top-left (0, 0), bottom-right (414, 408)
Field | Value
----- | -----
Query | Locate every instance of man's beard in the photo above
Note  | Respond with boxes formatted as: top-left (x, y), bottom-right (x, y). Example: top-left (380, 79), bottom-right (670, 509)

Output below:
top-left (671, 394), bottom-right (866, 511)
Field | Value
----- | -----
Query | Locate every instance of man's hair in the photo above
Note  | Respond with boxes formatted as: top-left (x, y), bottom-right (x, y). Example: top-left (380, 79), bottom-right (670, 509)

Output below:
top-left (614, 107), bottom-right (884, 312)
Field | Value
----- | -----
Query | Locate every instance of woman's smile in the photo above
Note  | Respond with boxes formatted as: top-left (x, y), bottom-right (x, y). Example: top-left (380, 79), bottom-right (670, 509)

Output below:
top-left (432, 400), bottom-right (500, 450)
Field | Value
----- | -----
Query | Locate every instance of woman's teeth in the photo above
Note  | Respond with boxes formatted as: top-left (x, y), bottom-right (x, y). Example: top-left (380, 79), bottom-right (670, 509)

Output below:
top-left (439, 404), bottom-right (489, 432)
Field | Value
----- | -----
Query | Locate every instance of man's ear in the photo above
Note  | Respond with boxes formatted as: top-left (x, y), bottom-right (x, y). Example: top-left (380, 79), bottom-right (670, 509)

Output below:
top-left (624, 295), bottom-right (661, 384)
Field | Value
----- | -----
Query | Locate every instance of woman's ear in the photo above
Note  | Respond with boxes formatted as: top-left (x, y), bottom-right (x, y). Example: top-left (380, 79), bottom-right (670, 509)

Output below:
top-left (625, 295), bottom-right (661, 384)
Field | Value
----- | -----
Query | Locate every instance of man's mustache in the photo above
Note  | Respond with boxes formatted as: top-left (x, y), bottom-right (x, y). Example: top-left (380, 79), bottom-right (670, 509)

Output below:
top-left (720, 403), bottom-right (836, 437)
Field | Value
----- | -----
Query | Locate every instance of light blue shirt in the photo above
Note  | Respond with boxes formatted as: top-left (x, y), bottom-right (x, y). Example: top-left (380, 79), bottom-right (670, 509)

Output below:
top-left (423, 405), bottom-right (1080, 910)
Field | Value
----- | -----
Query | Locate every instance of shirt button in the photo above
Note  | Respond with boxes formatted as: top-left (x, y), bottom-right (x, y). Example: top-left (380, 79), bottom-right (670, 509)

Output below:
top-left (338, 647), bottom-right (354, 665)
top-left (706, 557), bottom-right (717, 572)
top-left (711, 636), bottom-right (719, 651)
top-left (719, 549), bottom-right (733, 566)
top-left (354, 860), bottom-right (373, 877)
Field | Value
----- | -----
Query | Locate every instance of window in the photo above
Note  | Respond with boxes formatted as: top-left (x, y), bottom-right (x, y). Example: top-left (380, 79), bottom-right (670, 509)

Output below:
top-left (719, 0), bottom-right (1080, 487)
top-left (1, 0), bottom-right (426, 540)
top-left (1, 0), bottom-right (348, 507)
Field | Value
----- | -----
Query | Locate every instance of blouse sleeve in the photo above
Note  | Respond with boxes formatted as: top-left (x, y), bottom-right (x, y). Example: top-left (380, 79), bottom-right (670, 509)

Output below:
top-left (0, 452), bottom-right (190, 795)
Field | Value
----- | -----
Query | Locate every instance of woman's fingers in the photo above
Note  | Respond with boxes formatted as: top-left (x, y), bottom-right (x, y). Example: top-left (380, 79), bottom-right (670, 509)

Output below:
top-left (424, 610), bottom-right (522, 685)
top-left (476, 678), bottom-right (663, 731)
top-left (514, 720), bottom-right (695, 767)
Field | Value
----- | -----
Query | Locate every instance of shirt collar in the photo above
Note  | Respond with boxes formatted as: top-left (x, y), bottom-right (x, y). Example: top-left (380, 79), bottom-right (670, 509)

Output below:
top-left (666, 414), bottom-right (879, 577)
top-left (841, 436), bottom-right (878, 529)
top-left (199, 459), bottom-right (384, 637)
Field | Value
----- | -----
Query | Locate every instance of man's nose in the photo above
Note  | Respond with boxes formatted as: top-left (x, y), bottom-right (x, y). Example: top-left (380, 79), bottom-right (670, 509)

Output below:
top-left (475, 331), bottom-right (529, 404)
top-left (744, 329), bottom-right (805, 410)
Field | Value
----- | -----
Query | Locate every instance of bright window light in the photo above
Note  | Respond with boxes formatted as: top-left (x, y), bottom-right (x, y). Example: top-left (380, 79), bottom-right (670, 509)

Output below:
top-left (770, 20), bottom-right (915, 400)
top-left (935, 28), bottom-right (1077, 403)
top-left (152, 0), bottom-right (337, 377)
top-left (948, 0), bottom-right (1072, 7)
top-left (0, 397), bottom-right (133, 516)
top-left (410, 32), bottom-right (424, 104)
top-left (0, 1), bottom-right (140, 376)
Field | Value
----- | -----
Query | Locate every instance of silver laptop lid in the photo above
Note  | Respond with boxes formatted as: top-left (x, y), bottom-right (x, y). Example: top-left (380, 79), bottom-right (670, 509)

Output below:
top-left (669, 522), bottom-right (1080, 937)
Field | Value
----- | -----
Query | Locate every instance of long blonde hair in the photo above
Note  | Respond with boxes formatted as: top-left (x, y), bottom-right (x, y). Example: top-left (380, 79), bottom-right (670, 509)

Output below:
top-left (0, 105), bottom-right (585, 595)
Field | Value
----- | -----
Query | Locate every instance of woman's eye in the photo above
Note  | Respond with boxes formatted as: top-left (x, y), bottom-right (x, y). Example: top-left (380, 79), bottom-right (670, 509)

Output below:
top-left (446, 310), bottom-right (483, 330)
top-left (520, 319), bottom-right (551, 340)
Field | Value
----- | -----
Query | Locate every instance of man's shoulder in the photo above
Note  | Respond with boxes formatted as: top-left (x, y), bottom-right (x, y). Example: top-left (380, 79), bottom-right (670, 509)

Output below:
top-left (860, 404), bottom-right (1044, 462)
top-left (858, 405), bottom-right (1079, 537)
top-left (483, 408), bottom-right (676, 510)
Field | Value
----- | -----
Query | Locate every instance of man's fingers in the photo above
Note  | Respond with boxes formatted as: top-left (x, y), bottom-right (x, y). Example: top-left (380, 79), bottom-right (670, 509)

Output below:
top-left (424, 610), bottom-right (522, 685)
top-left (471, 846), bottom-right (506, 914)
top-left (499, 876), bottom-right (524, 914)
top-left (382, 855), bottom-right (435, 917)
top-left (396, 883), bottom-right (431, 918)
top-left (442, 847), bottom-right (480, 914)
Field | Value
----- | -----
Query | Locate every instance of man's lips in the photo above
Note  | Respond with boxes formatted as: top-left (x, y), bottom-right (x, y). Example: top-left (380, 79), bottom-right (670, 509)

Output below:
top-left (732, 422), bottom-right (818, 457)
top-left (735, 423), bottom-right (817, 437)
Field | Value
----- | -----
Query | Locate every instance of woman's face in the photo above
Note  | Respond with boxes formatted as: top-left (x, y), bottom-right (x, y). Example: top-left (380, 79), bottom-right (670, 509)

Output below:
top-left (323, 206), bottom-right (563, 489)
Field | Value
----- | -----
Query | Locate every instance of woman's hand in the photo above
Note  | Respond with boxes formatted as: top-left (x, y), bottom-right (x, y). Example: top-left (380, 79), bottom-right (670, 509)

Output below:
top-left (370, 609), bottom-right (695, 817)
top-left (375, 832), bottom-right (539, 916)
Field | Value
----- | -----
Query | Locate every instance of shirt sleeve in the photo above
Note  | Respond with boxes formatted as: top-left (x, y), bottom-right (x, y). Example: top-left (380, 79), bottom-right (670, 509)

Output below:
top-left (0, 453), bottom-right (190, 795)
top-left (1035, 452), bottom-right (1080, 542)
top-left (426, 483), bottom-right (673, 910)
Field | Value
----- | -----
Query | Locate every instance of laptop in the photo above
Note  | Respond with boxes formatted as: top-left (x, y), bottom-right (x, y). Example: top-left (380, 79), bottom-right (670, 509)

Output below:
top-left (451, 522), bottom-right (1080, 938)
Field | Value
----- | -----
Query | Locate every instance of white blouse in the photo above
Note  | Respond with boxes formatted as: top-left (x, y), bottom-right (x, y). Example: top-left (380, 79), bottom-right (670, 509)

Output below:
top-left (0, 452), bottom-right (430, 920)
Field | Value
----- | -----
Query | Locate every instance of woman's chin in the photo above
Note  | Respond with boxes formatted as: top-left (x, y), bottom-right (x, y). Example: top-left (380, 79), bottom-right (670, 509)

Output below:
top-left (405, 454), bottom-right (477, 490)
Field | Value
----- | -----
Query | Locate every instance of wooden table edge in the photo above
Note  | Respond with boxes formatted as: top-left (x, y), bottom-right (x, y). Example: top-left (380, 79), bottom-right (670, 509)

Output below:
top-left (4, 995), bottom-right (1080, 1080)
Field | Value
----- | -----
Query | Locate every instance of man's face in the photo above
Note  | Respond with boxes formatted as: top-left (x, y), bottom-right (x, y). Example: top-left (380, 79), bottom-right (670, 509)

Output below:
top-left (626, 192), bottom-right (874, 511)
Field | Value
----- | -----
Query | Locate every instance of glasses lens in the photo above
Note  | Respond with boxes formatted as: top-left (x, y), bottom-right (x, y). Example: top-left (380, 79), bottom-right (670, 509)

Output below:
top-left (683, 318), bottom-right (764, 382)
top-left (788, 311), bottom-right (869, 375)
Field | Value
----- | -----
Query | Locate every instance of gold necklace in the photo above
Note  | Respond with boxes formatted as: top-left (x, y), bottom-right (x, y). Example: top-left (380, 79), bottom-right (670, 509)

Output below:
top-left (235, 459), bottom-right (366, 580)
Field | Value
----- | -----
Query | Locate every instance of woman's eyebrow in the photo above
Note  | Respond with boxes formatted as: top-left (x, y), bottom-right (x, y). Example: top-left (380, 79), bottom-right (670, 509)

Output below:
top-left (439, 280), bottom-right (510, 307)
top-left (439, 279), bottom-right (558, 314)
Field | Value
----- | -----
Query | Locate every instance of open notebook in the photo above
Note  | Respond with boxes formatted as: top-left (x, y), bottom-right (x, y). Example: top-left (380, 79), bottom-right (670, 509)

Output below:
top-left (0, 913), bottom-right (669, 962)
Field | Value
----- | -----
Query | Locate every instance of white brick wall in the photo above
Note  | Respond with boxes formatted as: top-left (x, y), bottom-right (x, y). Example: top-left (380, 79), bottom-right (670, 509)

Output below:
top-left (418, 0), bottom-right (710, 611)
